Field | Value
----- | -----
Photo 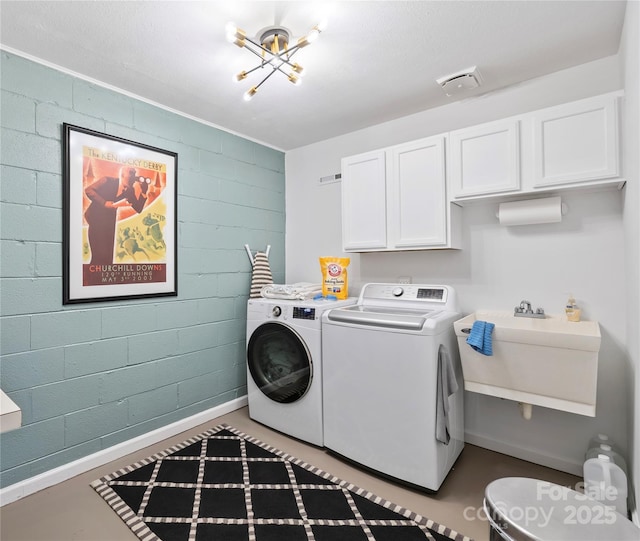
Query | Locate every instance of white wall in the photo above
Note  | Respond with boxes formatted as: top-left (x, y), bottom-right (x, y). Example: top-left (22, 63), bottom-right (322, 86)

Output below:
top-left (285, 54), bottom-right (630, 476)
top-left (620, 0), bottom-right (640, 520)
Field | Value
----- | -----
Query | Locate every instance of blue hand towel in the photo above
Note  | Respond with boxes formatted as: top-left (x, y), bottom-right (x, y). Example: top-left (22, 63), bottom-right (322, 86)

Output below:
top-left (466, 320), bottom-right (495, 356)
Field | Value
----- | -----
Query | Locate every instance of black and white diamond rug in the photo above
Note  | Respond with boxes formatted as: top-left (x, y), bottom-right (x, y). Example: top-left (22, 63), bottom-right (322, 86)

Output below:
top-left (91, 424), bottom-right (472, 541)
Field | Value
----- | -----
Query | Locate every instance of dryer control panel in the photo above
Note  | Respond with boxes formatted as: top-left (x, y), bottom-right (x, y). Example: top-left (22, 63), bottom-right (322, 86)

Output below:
top-left (293, 307), bottom-right (316, 320)
top-left (358, 283), bottom-right (455, 310)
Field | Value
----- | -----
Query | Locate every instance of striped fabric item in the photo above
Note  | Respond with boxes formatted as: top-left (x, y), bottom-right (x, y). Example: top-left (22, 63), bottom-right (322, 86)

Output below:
top-left (250, 251), bottom-right (273, 298)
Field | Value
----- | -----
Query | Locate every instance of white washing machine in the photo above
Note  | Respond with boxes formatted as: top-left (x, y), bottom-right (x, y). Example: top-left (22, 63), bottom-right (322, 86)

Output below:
top-left (322, 283), bottom-right (464, 492)
top-left (246, 296), bottom-right (356, 446)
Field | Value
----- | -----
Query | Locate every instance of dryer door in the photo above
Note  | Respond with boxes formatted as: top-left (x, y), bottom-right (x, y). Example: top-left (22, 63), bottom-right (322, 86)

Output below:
top-left (247, 322), bottom-right (312, 404)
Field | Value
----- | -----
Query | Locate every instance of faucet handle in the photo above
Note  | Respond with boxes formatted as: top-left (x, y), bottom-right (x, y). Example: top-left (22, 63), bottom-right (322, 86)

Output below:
top-left (519, 300), bottom-right (533, 313)
top-left (536, 307), bottom-right (545, 315)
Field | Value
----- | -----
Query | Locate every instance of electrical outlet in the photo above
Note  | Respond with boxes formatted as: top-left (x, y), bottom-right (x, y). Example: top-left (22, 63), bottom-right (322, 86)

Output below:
top-left (398, 276), bottom-right (412, 284)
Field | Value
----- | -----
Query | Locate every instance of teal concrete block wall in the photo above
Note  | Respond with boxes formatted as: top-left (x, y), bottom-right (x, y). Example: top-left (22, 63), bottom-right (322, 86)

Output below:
top-left (0, 51), bottom-right (285, 488)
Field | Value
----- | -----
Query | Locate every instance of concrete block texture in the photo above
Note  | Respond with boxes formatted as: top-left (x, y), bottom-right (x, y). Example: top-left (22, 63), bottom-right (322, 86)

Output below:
top-left (0, 50), bottom-right (284, 488)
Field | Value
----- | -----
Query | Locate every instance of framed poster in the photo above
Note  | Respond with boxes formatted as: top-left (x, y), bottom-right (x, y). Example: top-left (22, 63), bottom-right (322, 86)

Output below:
top-left (63, 124), bottom-right (178, 304)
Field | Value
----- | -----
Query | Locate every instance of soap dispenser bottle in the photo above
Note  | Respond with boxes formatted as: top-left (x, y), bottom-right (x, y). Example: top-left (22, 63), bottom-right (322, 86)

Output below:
top-left (565, 294), bottom-right (581, 322)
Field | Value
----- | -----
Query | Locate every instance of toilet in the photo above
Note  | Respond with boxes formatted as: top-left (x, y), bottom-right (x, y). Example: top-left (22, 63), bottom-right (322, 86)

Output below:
top-left (484, 477), bottom-right (639, 540)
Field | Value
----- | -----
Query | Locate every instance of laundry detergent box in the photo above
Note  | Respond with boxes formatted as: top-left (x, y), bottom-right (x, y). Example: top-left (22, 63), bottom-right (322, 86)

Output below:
top-left (319, 257), bottom-right (350, 299)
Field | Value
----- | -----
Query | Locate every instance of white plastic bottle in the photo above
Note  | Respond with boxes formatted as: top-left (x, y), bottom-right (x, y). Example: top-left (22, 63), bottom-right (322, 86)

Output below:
top-left (587, 433), bottom-right (624, 456)
top-left (586, 443), bottom-right (628, 474)
top-left (583, 454), bottom-right (628, 516)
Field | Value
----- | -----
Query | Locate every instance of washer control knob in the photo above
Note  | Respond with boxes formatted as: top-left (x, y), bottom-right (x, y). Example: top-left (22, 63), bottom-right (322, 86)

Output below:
top-left (392, 287), bottom-right (404, 297)
top-left (272, 306), bottom-right (282, 317)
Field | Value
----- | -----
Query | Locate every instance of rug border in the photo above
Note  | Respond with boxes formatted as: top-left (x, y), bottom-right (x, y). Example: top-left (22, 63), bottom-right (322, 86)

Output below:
top-left (91, 423), bottom-right (473, 541)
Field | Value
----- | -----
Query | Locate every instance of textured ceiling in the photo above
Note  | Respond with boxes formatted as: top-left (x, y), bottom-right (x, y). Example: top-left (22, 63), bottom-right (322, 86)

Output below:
top-left (0, 1), bottom-right (627, 150)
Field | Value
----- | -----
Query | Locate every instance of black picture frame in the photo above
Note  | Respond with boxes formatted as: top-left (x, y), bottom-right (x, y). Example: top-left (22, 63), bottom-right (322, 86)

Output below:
top-left (62, 124), bottom-right (178, 304)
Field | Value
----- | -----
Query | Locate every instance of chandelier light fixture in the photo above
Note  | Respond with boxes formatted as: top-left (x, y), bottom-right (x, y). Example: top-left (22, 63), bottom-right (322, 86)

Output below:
top-left (225, 20), bottom-right (325, 101)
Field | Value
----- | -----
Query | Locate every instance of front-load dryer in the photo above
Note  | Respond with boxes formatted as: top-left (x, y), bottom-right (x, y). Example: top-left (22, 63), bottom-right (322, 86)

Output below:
top-left (246, 296), bottom-right (356, 446)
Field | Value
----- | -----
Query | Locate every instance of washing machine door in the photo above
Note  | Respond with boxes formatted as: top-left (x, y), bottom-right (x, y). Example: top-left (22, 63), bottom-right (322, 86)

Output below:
top-left (247, 322), bottom-right (312, 404)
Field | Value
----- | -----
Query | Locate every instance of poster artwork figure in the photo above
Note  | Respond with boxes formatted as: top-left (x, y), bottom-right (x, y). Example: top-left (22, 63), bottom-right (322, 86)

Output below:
top-left (64, 124), bottom-right (176, 303)
top-left (84, 166), bottom-right (149, 265)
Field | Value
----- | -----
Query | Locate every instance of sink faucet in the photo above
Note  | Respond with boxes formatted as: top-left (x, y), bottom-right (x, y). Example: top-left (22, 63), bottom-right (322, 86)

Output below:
top-left (519, 300), bottom-right (533, 314)
top-left (514, 300), bottom-right (546, 319)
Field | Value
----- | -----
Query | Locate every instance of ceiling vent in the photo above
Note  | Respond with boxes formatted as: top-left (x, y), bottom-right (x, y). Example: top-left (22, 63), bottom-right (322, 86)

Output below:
top-left (436, 66), bottom-right (482, 97)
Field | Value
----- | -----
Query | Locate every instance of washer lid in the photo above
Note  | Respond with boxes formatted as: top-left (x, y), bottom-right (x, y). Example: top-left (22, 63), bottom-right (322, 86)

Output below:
top-left (326, 305), bottom-right (440, 331)
top-left (484, 477), bottom-right (639, 541)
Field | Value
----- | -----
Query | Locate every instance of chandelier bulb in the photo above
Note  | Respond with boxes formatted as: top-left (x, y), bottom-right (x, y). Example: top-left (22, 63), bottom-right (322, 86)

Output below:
top-left (243, 87), bottom-right (258, 101)
top-left (225, 22), bottom-right (246, 45)
top-left (307, 27), bottom-right (321, 43)
top-left (291, 63), bottom-right (305, 76)
top-left (298, 25), bottom-right (321, 49)
top-left (235, 71), bottom-right (247, 83)
top-left (288, 74), bottom-right (302, 86)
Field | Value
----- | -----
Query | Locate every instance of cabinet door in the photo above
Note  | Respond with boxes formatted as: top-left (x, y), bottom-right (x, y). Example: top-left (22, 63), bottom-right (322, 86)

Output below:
top-left (449, 118), bottom-right (521, 198)
top-left (532, 94), bottom-right (619, 187)
top-left (389, 136), bottom-right (447, 248)
top-left (341, 150), bottom-right (387, 251)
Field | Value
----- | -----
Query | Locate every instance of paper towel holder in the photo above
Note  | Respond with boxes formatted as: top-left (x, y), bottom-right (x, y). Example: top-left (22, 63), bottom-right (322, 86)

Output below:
top-left (496, 196), bottom-right (569, 226)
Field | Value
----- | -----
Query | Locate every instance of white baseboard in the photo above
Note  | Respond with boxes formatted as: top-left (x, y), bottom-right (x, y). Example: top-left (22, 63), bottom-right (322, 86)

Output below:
top-left (0, 396), bottom-right (247, 507)
top-left (465, 429), bottom-right (583, 477)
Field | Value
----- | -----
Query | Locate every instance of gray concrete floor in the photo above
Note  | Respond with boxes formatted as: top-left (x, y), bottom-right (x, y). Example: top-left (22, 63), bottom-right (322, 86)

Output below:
top-left (0, 407), bottom-right (580, 541)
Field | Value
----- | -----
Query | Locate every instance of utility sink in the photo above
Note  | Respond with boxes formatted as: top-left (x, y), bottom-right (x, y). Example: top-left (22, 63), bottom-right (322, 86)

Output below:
top-left (454, 310), bottom-right (601, 417)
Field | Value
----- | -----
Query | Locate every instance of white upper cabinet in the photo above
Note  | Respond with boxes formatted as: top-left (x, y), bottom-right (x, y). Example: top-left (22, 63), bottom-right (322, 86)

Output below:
top-left (449, 118), bottom-right (521, 198)
top-left (341, 150), bottom-right (387, 251)
top-left (341, 136), bottom-right (458, 252)
top-left (532, 93), bottom-right (620, 188)
top-left (388, 137), bottom-right (448, 249)
top-left (340, 91), bottom-right (623, 252)
top-left (448, 91), bottom-right (623, 203)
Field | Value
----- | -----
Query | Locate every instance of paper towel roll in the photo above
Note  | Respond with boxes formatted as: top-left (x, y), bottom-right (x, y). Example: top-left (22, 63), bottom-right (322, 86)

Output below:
top-left (497, 196), bottom-right (565, 226)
